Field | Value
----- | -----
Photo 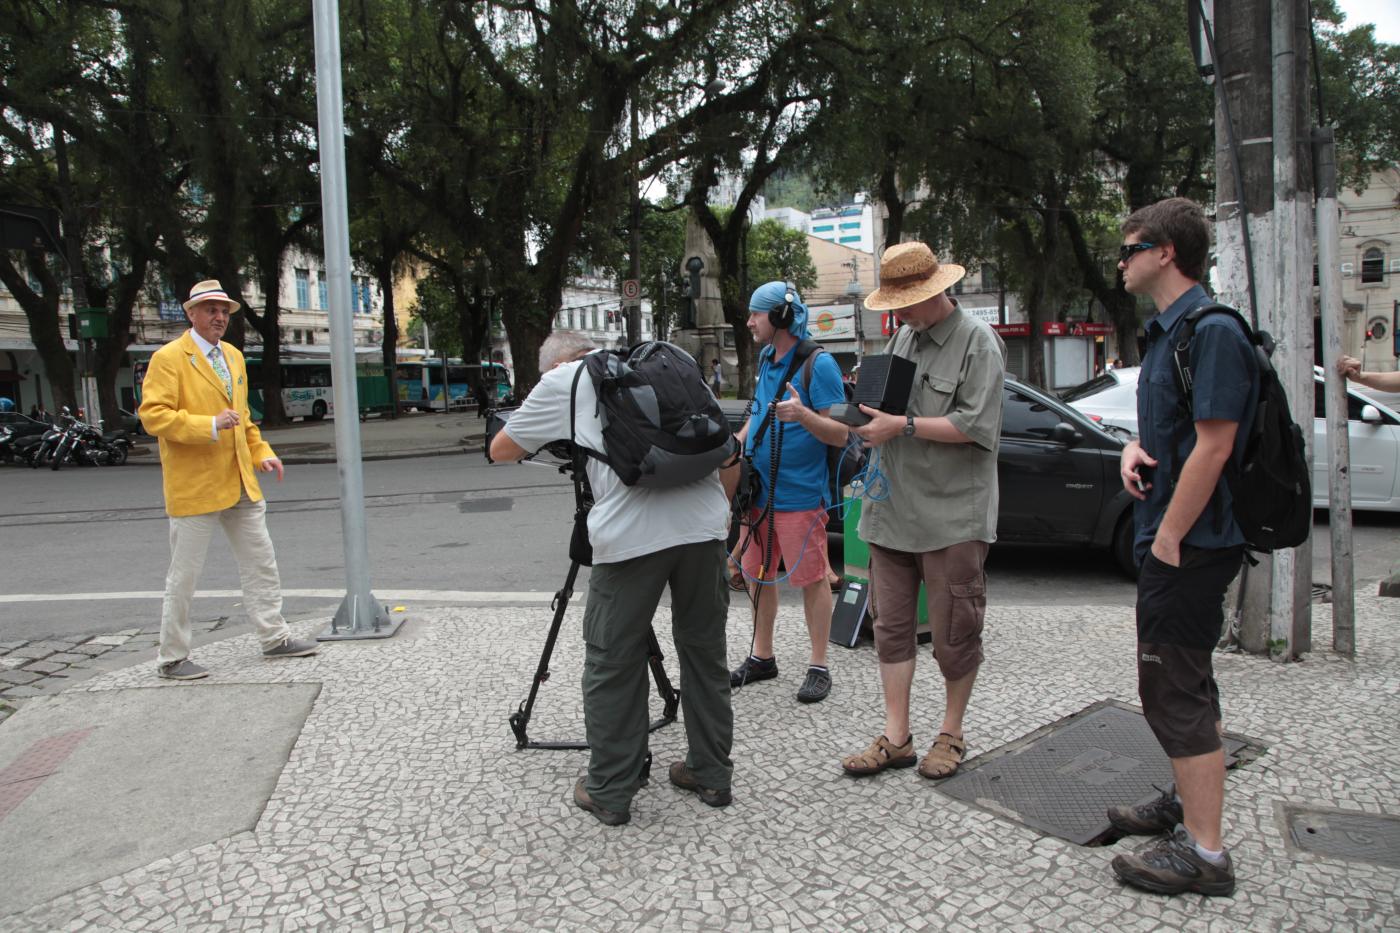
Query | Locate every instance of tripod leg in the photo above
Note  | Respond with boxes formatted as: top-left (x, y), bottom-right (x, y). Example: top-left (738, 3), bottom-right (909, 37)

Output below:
top-left (645, 625), bottom-right (681, 723)
top-left (509, 560), bottom-right (582, 749)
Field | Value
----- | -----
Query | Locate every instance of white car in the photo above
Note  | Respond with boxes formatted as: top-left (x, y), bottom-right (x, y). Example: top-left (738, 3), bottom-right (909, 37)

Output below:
top-left (1061, 366), bottom-right (1400, 512)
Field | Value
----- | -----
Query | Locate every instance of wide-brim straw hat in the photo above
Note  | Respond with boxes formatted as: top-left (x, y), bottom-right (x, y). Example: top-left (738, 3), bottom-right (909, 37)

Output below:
top-left (183, 279), bottom-right (241, 314)
top-left (864, 242), bottom-right (965, 311)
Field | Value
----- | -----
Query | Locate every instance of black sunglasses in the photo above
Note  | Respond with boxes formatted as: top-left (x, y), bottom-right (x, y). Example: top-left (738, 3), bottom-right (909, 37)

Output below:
top-left (1118, 242), bottom-right (1156, 263)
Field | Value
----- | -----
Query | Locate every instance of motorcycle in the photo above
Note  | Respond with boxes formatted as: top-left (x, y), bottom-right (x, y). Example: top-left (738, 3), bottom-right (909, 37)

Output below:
top-left (28, 412), bottom-right (69, 468)
top-left (50, 415), bottom-right (129, 469)
top-left (3, 427), bottom-right (45, 466)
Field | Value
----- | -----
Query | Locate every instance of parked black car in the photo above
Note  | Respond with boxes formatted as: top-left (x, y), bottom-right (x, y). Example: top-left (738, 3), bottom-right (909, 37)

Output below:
top-left (720, 375), bottom-right (1137, 577)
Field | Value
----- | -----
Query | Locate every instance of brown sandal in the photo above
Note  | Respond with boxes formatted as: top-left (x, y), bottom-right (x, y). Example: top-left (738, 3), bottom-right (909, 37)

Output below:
top-left (841, 734), bottom-right (917, 776)
top-left (917, 732), bottom-right (966, 779)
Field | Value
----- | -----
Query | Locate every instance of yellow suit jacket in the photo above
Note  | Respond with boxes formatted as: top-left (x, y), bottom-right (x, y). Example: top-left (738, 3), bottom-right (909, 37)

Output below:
top-left (138, 331), bottom-right (276, 517)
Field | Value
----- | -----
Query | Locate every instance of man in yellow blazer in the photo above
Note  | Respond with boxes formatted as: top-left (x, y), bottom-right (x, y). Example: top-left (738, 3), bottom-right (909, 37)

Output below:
top-left (139, 279), bottom-right (319, 680)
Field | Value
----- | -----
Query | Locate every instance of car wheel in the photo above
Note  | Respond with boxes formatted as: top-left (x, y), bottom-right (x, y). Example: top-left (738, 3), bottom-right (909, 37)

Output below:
top-left (311, 400), bottom-right (328, 421)
top-left (1112, 512), bottom-right (1138, 580)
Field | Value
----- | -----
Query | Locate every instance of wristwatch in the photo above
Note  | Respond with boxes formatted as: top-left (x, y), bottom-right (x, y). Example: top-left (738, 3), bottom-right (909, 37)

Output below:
top-left (902, 415), bottom-right (916, 437)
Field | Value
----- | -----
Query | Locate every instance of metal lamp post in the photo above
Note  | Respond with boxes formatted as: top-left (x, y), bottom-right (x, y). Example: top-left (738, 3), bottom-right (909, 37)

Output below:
top-left (311, 0), bottom-right (403, 641)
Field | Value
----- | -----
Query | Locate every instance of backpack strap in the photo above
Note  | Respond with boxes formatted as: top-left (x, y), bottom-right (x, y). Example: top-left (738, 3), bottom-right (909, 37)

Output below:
top-left (750, 338), bottom-right (820, 450)
top-left (570, 355), bottom-right (611, 470)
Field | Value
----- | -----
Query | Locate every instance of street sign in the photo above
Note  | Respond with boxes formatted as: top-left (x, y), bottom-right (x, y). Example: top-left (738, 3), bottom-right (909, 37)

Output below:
top-left (621, 279), bottom-right (641, 300)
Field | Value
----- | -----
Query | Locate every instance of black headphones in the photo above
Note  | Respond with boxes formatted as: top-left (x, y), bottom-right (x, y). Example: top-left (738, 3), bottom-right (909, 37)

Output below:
top-left (767, 283), bottom-right (798, 331)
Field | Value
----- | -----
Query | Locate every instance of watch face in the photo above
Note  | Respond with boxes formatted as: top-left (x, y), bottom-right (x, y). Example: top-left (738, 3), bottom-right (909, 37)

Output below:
top-left (903, 417), bottom-right (915, 436)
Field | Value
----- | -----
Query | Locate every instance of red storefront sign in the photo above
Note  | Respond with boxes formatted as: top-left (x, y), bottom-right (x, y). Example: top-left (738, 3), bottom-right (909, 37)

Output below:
top-left (991, 323), bottom-right (1031, 337)
top-left (1041, 321), bottom-right (1115, 336)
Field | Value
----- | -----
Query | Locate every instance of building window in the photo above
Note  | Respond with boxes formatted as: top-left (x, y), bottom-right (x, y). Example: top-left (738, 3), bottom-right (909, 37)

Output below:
top-left (812, 224), bottom-right (834, 233)
top-left (839, 222), bottom-right (862, 230)
top-left (307, 330), bottom-right (316, 346)
top-left (318, 277), bottom-right (328, 310)
top-left (838, 235), bottom-right (862, 244)
top-left (295, 269), bottom-right (310, 308)
top-left (1361, 247), bottom-right (1384, 284)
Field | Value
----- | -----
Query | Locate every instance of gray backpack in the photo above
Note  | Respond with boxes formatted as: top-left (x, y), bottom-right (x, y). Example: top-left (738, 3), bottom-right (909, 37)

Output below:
top-left (571, 341), bottom-right (737, 487)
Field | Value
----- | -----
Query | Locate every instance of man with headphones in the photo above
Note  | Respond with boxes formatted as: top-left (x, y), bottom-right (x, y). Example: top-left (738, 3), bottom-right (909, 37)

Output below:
top-left (729, 281), bottom-right (849, 703)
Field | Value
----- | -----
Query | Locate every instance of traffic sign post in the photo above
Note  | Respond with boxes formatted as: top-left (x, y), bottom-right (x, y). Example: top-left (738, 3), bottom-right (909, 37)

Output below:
top-left (621, 279), bottom-right (642, 344)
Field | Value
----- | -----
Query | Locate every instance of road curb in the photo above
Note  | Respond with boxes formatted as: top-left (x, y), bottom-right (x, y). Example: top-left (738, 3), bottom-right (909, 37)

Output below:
top-left (127, 445), bottom-right (482, 466)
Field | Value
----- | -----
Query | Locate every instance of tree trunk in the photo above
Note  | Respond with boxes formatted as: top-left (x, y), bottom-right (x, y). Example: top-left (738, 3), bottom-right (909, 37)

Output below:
top-left (0, 251), bottom-right (77, 413)
top-left (92, 249), bottom-right (148, 425)
top-left (376, 256), bottom-right (399, 419)
top-left (250, 247), bottom-right (288, 426)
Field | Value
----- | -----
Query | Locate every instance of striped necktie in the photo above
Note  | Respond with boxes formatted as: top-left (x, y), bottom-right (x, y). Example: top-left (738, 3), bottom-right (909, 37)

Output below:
top-left (209, 346), bottom-right (232, 398)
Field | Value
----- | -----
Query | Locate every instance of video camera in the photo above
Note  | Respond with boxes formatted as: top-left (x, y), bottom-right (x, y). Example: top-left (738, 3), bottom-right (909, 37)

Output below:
top-left (484, 406), bottom-right (578, 466)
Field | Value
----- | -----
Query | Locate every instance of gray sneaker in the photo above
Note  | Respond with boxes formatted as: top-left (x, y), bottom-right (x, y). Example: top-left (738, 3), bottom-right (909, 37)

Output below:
top-left (1111, 825), bottom-right (1236, 897)
top-left (157, 659), bottom-right (209, 680)
top-left (1107, 784), bottom-right (1184, 836)
top-left (262, 637), bottom-right (319, 659)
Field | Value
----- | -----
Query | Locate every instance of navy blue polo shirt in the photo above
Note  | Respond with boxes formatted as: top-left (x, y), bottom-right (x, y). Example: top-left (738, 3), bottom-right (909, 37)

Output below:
top-left (1134, 284), bottom-right (1259, 565)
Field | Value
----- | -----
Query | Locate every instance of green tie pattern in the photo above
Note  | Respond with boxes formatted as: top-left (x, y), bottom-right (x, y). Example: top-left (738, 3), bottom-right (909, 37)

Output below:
top-left (209, 347), bottom-right (232, 398)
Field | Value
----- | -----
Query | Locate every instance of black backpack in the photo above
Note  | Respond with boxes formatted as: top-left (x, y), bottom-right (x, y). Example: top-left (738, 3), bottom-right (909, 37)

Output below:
top-left (1171, 303), bottom-right (1311, 552)
top-left (571, 341), bottom-right (737, 487)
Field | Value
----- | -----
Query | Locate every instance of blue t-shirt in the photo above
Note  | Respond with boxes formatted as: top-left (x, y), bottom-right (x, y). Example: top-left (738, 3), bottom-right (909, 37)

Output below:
top-left (1133, 284), bottom-right (1259, 565)
top-left (744, 344), bottom-right (846, 511)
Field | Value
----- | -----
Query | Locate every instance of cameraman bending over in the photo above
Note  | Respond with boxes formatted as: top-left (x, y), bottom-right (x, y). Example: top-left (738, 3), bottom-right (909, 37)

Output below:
top-left (489, 331), bottom-right (739, 826)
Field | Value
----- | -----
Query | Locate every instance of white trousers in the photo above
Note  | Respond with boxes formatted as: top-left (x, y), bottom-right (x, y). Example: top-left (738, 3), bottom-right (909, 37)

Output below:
top-left (158, 493), bottom-right (290, 665)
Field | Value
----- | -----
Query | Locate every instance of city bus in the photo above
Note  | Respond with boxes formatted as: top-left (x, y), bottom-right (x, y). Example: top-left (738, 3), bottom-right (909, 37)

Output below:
top-left (244, 357), bottom-right (394, 420)
top-left (395, 360), bottom-right (512, 411)
top-left (135, 354), bottom-right (392, 421)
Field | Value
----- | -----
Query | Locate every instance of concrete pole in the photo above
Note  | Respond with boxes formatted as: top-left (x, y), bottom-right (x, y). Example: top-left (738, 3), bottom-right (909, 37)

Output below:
top-left (1314, 128), bottom-right (1355, 656)
top-left (1213, 0), bottom-right (1274, 653)
top-left (311, 0), bottom-right (402, 641)
top-left (1271, 0), bottom-right (1315, 657)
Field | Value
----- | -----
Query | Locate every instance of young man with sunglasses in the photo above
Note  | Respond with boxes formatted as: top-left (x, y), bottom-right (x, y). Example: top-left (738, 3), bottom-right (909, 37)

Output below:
top-left (1109, 198), bottom-right (1258, 897)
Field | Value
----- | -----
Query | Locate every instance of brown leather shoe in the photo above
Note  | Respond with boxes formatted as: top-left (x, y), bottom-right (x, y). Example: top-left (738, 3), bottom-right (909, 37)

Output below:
top-left (573, 780), bottom-right (630, 826)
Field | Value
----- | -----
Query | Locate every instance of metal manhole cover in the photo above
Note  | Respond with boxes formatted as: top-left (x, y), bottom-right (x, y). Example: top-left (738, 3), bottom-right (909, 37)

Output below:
top-left (936, 700), bottom-right (1262, 846)
top-left (1283, 805), bottom-right (1400, 869)
top-left (457, 497), bottom-right (514, 513)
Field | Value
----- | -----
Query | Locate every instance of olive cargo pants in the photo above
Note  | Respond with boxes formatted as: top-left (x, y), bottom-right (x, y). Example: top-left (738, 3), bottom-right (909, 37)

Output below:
top-left (581, 539), bottom-right (733, 813)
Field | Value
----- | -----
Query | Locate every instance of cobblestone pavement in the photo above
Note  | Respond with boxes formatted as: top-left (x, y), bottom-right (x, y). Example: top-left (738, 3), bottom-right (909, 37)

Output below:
top-left (0, 620), bottom-right (233, 727)
top-left (2, 593), bottom-right (1398, 930)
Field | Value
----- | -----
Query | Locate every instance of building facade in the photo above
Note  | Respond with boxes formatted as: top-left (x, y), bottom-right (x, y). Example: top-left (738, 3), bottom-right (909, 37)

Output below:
top-left (1337, 167), bottom-right (1400, 374)
top-left (0, 248), bottom-right (385, 415)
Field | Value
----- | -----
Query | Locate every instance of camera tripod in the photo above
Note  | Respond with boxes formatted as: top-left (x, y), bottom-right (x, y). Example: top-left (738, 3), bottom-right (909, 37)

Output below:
top-left (507, 555), bottom-right (681, 753)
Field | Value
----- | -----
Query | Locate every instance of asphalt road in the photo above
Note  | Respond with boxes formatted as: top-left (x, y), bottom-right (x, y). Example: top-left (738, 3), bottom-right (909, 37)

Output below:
top-left (2, 453), bottom-right (1397, 645)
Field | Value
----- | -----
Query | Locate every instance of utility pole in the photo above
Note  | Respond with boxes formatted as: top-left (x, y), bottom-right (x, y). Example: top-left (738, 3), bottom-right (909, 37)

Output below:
top-left (1314, 127), bottom-right (1355, 656)
top-left (54, 130), bottom-right (98, 423)
top-left (1210, 0), bottom-right (1313, 657)
top-left (626, 100), bottom-right (642, 347)
top-left (844, 257), bottom-right (866, 364)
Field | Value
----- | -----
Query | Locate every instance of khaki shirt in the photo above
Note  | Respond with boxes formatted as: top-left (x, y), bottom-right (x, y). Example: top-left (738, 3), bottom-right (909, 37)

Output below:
top-left (858, 304), bottom-right (1005, 552)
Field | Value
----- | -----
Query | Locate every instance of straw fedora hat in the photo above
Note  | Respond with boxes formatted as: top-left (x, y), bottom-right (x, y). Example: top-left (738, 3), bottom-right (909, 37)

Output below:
top-left (182, 279), bottom-right (241, 314)
top-left (863, 242), bottom-right (965, 311)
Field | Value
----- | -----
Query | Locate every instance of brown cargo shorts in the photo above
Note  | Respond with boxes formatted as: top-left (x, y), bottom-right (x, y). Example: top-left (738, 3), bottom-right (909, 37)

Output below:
top-left (869, 540), bottom-right (988, 680)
